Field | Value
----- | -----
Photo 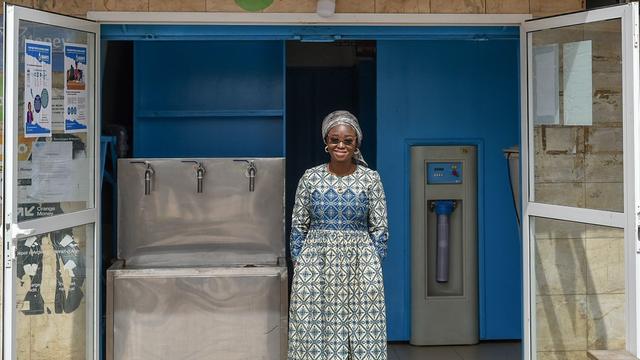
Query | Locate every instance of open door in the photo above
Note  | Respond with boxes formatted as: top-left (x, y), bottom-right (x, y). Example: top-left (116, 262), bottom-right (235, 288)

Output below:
top-left (2, 4), bottom-right (100, 360)
top-left (521, 3), bottom-right (639, 359)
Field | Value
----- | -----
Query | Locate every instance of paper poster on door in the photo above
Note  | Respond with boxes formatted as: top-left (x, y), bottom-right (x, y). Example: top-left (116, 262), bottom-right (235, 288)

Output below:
top-left (64, 43), bottom-right (88, 133)
top-left (533, 44), bottom-right (560, 125)
top-left (15, 214), bottom-right (86, 315)
top-left (563, 40), bottom-right (593, 126)
top-left (24, 40), bottom-right (52, 138)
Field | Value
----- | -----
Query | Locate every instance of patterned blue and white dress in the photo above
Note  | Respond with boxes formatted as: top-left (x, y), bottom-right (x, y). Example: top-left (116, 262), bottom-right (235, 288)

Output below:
top-left (288, 164), bottom-right (389, 360)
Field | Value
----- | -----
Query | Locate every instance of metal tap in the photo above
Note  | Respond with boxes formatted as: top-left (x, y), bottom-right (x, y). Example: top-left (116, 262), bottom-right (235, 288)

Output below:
top-left (248, 162), bottom-right (257, 192)
top-left (131, 161), bottom-right (155, 195)
top-left (234, 160), bottom-right (257, 192)
top-left (182, 161), bottom-right (206, 193)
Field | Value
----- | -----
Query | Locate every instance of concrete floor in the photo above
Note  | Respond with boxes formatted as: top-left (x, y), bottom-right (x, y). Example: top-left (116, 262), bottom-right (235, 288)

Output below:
top-left (388, 341), bottom-right (522, 360)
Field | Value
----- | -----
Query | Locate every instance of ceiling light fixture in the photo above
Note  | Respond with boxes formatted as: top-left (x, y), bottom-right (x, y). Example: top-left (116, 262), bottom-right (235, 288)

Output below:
top-left (317, 0), bottom-right (336, 17)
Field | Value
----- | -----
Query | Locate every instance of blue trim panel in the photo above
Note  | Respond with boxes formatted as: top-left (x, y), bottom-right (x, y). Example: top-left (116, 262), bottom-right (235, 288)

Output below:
top-left (102, 24), bottom-right (519, 41)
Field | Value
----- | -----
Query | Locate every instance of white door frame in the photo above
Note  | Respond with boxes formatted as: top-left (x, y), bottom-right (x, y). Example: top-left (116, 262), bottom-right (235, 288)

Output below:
top-left (3, 4), bottom-right (101, 360)
top-left (521, 3), bottom-right (640, 359)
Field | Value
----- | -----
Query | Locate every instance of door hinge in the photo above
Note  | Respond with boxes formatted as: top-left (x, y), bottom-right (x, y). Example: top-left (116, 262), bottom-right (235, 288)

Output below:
top-left (637, 212), bottom-right (640, 254)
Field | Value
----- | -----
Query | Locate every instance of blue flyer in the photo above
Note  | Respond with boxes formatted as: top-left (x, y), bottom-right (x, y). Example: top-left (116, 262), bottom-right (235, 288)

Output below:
top-left (64, 43), bottom-right (88, 133)
top-left (24, 40), bottom-right (52, 137)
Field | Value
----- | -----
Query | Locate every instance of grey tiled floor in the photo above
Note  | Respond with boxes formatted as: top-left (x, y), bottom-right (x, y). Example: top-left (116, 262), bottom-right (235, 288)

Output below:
top-left (388, 341), bottom-right (522, 360)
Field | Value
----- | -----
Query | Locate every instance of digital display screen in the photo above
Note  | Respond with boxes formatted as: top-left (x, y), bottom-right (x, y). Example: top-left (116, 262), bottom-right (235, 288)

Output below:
top-left (427, 162), bottom-right (462, 184)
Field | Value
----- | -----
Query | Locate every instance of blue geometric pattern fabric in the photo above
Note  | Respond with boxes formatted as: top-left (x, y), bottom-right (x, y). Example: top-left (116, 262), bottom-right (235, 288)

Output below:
top-left (288, 164), bottom-right (389, 359)
top-left (290, 164), bottom-right (389, 260)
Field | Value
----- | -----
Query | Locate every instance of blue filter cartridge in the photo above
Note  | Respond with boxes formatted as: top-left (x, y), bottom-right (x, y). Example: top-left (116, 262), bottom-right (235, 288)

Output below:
top-left (434, 200), bottom-right (456, 283)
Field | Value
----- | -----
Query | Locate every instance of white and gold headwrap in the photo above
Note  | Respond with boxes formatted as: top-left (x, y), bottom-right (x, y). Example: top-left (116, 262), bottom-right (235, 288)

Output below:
top-left (321, 110), bottom-right (368, 167)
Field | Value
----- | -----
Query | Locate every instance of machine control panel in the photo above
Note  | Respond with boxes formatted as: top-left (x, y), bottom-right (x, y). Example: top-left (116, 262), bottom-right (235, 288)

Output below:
top-left (427, 162), bottom-right (462, 184)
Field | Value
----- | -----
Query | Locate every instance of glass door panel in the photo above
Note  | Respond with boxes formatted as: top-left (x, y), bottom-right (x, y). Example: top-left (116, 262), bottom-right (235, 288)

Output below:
top-left (3, 5), bottom-right (100, 360)
top-left (530, 19), bottom-right (623, 212)
top-left (16, 224), bottom-right (94, 359)
top-left (16, 21), bottom-right (96, 218)
top-left (523, 3), bottom-right (639, 359)
top-left (533, 218), bottom-right (625, 358)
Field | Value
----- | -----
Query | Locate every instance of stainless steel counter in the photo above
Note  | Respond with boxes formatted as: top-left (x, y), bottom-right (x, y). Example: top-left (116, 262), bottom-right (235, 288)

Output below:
top-left (108, 158), bottom-right (288, 360)
top-left (107, 261), bottom-right (288, 360)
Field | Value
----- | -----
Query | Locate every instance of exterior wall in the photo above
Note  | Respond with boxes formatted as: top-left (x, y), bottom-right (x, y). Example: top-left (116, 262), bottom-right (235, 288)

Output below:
top-left (0, 0), bottom-right (587, 359)
top-left (0, 0), bottom-right (585, 17)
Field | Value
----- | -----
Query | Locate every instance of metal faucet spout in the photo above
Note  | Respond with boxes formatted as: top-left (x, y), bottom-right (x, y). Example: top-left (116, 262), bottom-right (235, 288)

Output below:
top-left (196, 164), bottom-right (206, 193)
top-left (131, 161), bottom-right (155, 195)
top-left (182, 160), bottom-right (206, 193)
top-left (248, 162), bottom-right (256, 192)
top-left (233, 160), bottom-right (258, 192)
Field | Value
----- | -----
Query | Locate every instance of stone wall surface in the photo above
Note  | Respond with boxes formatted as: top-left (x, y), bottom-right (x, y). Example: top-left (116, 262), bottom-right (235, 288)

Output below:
top-left (0, 0), bottom-right (585, 16)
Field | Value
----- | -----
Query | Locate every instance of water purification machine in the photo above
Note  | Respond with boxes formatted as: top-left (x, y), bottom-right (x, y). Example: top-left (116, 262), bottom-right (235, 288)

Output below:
top-left (410, 145), bottom-right (478, 345)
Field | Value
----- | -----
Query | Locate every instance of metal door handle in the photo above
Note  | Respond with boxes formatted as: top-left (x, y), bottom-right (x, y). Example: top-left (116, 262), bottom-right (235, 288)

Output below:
top-left (13, 225), bottom-right (35, 237)
top-left (4, 225), bottom-right (34, 267)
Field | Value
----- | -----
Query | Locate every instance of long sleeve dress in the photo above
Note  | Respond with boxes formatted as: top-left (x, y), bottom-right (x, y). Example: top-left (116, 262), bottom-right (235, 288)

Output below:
top-left (288, 164), bottom-right (389, 360)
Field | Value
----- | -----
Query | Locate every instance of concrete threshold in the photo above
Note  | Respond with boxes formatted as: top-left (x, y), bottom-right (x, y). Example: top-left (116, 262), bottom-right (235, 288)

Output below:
top-left (588, 350), bottom-right (639, 360)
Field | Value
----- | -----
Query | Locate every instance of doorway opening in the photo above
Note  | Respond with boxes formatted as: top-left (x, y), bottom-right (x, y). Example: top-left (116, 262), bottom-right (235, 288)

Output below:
top-left (96, 24), bottom-right (523, 355)
top-left (284, 40), bottom-right (377, 260)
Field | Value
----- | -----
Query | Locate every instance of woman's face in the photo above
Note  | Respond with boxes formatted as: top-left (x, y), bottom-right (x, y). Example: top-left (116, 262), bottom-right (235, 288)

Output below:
top-left (325, 124), bottom-right (357, 164)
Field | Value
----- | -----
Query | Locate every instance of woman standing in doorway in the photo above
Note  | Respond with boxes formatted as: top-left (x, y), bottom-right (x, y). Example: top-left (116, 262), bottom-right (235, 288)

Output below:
top-left (288, 110), bottom-right (389, 359)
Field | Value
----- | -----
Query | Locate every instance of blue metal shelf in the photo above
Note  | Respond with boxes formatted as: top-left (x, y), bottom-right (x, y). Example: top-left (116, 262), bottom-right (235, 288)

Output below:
top-left (133, 41), bottom-right (285, 158)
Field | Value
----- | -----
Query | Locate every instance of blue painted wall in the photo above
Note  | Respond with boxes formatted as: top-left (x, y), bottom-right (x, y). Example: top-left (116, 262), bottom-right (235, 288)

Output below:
top-left (377, 39), bottom-right (521, 340)
top-left (133, 41), bottom-right (284, 157)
